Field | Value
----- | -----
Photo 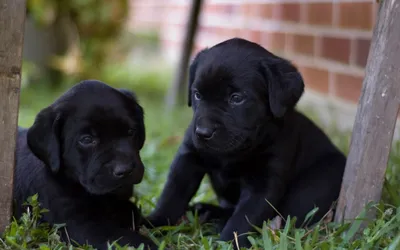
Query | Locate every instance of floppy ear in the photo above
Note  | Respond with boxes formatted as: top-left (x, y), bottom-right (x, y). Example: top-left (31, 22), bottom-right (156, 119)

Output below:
top-left (27, 106), bottom-right (62, 173)
top-left (118, 88), bottom-right (139, 103)
top-left (118, 88), bottom-right (146, 149)
top-left (118, 88), bottom-right (144, 119)
top-left (188, 48), bottom-right (208, 107)
top-left (260, 57), bottom-right (304, 118)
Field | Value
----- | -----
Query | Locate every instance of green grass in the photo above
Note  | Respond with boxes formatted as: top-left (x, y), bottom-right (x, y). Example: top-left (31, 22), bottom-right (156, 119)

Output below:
top-left (2, 62), bottom-right (400, 249)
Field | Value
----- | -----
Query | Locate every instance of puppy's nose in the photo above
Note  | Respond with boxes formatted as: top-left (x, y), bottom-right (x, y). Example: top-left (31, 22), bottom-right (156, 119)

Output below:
top-left (113, 165), bottom-right (133, 178)
top-left (195, 126), bottom-right (215, 140)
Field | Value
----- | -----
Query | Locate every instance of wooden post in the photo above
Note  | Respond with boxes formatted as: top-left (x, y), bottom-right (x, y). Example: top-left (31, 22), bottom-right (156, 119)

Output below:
top-left (335, 0), bottom-right (400, 223)
top-left (165, 0), bottom-right (203, 109)
top-left (0, 0), bottom-right (26, 232)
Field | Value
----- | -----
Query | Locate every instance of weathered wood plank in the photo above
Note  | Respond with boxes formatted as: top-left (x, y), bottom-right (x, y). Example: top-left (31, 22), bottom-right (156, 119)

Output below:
top-left (0, 0), bottom-right (26, 232)
top-left (335, 0), bottom-right (400, 223)
top-left (165, 0), bottom-right (203, 109)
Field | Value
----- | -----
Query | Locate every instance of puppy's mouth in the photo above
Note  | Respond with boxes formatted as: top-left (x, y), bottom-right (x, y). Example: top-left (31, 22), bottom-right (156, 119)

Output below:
top-left (81, 168), bottom-right (144, 196)
top-left (83, 179), bottom-right (134, 196)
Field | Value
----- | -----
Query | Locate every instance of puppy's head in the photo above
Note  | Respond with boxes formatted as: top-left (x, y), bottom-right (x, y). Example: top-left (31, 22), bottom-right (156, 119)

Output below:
top-left (27, 80), bottom-right (146, 195)
top-left (187, 38), bottom-right (304, 154)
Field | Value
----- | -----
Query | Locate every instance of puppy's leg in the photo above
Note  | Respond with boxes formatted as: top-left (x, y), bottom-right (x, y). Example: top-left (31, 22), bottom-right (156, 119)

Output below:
top-left (63, 220), bottom-right (158, 250)
top-left (279, 154), bottom-right (346, 227)
top-left (147, 144), bottom-right (206, 227)
top-left (219, 178), bottom-right (285, 249)
top-left (37, 194), bottom-right (157, 249)
top-left (189, 202), bottom-right (234, 231)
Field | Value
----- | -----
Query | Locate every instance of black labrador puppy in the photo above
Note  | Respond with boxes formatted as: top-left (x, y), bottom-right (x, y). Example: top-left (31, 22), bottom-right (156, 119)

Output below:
top-left (147, 38), bottom-right (346, 248)
top-left (14, 80), bottom-right (157, 250)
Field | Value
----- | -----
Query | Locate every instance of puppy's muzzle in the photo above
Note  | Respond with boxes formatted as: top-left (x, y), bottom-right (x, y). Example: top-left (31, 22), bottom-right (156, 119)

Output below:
top-left (195, 126), bottom-right (215, 140)
top-left (112, 158), bottom-right (144, 184)
top-left (113, 164), bottom-right (134, 178)
top-left (195, 116), bottom-right (217, 140)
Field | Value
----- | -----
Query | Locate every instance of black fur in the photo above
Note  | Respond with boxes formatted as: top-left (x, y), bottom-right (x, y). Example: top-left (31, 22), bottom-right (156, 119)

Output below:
top-left (14, 80), bottom-right (157, 250)
top-left (147, 38), bottom-right (346, 248)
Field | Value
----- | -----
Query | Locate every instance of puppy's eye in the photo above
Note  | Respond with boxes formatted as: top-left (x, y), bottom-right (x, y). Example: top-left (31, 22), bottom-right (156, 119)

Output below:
top-left (79, 136), bottom-right (95, 146)
top-left (128, 128), bottom-right (135, 136)
top-left (229, 93), bottom-right (245, 105)
top-left (194, 91), bottom-right (202, 100)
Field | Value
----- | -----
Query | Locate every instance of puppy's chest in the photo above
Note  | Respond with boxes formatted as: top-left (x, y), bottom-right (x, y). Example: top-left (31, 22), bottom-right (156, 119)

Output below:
top-left (207, 160), bottom-right (241, 179)
top-left (90, 199), bottom-right (139, 227)
top-left (207, 163), bottom-right (245, 192)
top-left (207, 159), bottom-right (270, 188)
top-left (208, 168), bottom-right (241, 204)
top-left (212, 169), bottom-right (239, 183)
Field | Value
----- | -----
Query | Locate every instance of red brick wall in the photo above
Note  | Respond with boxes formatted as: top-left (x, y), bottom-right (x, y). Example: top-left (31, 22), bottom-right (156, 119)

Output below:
top-left (128, 0), bottom-right (378, 108)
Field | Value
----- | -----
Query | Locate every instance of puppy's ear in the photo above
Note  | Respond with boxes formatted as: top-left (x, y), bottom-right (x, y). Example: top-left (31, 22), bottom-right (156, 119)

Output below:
top-left (118, 88), bottom-right (139, 103)
top-left (27, 106), bottom-right (62, 173)
top-left (118, 88), bottom-right (146, 149)
top-left (188, 48), bottom-right (208, 107)
top-left (260, 58), bottom-right (304, 118)
top-left (118, 88), bottom-right (144, 118)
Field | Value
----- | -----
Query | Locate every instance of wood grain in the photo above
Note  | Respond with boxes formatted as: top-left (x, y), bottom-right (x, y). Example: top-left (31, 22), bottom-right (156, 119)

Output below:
top-left (335, 0), bottom-right (400, 224)
top-left (0, 0), bottom-right (26, 232)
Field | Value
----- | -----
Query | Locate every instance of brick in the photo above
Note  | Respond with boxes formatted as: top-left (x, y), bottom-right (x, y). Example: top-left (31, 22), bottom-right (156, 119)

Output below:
top-left (240, 30), bottom-right (252, 42)
top-left (282, 3), bottom-right (301, 22)
top-left (216, 5), bottom-right (229, 13)
top-left (162, 39), bottom-right (181, 50)
top-left (201, 26), bottom-right (212, 35)
top-left (289, 34), bottom-right (315, 56)
top-left (224, 4), bottom-right (240, 15)
top-left (261, 31), bottom-right (286, 52)
top-left (355, 38), bottom-right (371, 68)
top-left (259, 4), bottom-right (274, 19)
top-left (259, 3), bottom-right (300, 22)
top-left (334, 73), bottom-right (364, 103)
top-left (169, 4), bottom-right (188, 13)
top-left (321, 37), bottom-right (351, 63)
top-left (214, 27), bottom-right (225, 35)
top-left (204, 4), bottom-right (218, 13)
top-left (250, 31), bottom-right (262, 44)
top-left (372, 2), bottom-right (379, 28)
top-left (298, 66), bottom-right (329, 94)
top-left (224, 28), bottom-right (239, 39)
top-left (239, 30), bottom-right (262, 44)
top-left (305, 3), bottom-right (333, 26)
top-left (205, 4), bottom-right (225, 13)
top-left (249, 4), bottom-right (262, 17)
top-left (240, 3), bottom-right (252, 16)
top-left (276, 3), bottom-right (301, 22)
top-left (338, 2), bottom-right (373, 30)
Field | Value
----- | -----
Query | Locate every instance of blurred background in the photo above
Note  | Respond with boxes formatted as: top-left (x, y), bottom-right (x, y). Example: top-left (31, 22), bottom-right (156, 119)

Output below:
top-left (19, 0), bottom-right (400, 209)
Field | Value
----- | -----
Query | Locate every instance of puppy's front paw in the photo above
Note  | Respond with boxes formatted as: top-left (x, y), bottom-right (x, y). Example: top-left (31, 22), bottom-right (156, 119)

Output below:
top-left (142, 214), bottom-right (175, 228)
top-left (189, 202), bottom-right (231, 224)
top-left (140, 216), bottom-right (160, 229)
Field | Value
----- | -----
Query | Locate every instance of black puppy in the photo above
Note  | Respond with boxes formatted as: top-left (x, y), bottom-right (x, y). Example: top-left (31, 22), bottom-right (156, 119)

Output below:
top-left (14, 80), bottom-right (157, 250)
top-left (147, 38), bottom-right (346, 247)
